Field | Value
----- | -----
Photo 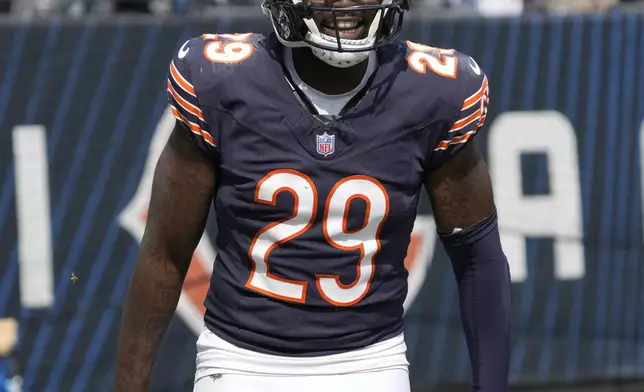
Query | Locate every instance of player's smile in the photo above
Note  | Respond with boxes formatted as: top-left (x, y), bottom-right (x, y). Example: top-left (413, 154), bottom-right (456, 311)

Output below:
top-left (321, 15), bottom-right (365, 40)
top-left (308, 0), bottom-right (380, 41)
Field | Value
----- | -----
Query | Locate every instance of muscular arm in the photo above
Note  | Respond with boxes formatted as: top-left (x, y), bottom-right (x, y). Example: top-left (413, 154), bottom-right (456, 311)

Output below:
top-left (425, 142), bottom-right (511, 392)
top-left (425, 142), bottom-right (494, 233)
top-left (114, 122), bottom-right (217, 391)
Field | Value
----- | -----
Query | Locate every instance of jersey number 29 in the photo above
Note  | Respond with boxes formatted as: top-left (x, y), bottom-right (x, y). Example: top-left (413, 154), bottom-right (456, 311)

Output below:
top-left (246, 169), bottom-right (390, 307)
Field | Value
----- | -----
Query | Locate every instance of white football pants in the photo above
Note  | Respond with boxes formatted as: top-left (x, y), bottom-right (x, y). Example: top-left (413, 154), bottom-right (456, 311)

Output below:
top-left (193, 327), bottom-right (410, 392)
top-left (193, 369), bottom-right (411, 392)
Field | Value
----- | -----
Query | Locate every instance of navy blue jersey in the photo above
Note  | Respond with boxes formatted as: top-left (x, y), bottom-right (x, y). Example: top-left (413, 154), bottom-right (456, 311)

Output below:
top-left (166, 33), bottom-right (489, 356)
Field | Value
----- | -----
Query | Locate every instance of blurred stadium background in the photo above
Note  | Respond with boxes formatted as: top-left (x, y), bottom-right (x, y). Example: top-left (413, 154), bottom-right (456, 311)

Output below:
top-left (1, 0), bottom-right (644, 391)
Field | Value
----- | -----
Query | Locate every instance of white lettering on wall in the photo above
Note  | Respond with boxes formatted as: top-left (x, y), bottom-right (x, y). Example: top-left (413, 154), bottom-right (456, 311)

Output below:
top-left (488, 111), bottom-right (585, 282)
top-left (12, 125), bottom-right (54, 308)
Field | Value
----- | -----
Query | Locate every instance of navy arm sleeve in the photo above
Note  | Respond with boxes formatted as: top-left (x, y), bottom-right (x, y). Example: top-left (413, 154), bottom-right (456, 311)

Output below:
top-left (166, 38), bottom-right (220, 160)
top-left (440, 211), bottom-right (511, 392)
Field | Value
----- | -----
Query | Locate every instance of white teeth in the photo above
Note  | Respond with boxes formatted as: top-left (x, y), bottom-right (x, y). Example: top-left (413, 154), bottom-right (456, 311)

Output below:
top-left (327, 20), bottom-right (360, 30)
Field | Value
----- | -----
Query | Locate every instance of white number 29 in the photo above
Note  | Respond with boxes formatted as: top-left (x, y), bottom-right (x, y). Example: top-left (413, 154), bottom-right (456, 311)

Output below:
top-left (406, 41), bottom-right (458, 79)
top-left (246, 169), bottom-right (390, 306)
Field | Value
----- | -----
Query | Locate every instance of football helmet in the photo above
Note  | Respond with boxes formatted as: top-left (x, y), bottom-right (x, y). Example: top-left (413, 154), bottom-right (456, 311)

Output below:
top-left (262, 0), bottom-right (410, 68)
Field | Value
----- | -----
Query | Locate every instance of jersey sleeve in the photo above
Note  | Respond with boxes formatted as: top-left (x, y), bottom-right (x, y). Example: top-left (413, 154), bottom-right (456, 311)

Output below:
top-left (430, 55), bottom-right (489, 167)
top-left (166, 38), bottom-right (219, 158)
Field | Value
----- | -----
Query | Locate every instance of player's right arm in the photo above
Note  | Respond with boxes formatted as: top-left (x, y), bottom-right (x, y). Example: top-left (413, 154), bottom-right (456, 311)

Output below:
top-left (114, 123), bottom-right (216, 392)
top-left (114, 39), bottom-right (218, 392)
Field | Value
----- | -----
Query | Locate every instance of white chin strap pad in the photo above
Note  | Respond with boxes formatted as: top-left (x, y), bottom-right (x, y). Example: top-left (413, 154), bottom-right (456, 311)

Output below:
top-left (310, 47), bottom-right (370, 68)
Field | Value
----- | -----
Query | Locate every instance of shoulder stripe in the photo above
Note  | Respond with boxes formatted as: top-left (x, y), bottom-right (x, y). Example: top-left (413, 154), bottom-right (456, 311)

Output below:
top-left (170, 61), bottom-right (196, 97)
top-left (449, 109), bottom-right (482, 133)
top-left (461, 76), bottom-right (488, 111)
top-left (436, 113), bottom-right (486, 152)
top-left (435, 72), bottom-right (489, 153)
top-left (170, 105), bottom-right (215, 147)
top-left (434, 129), bottom-right (476, 151)
top-left (167, 80), bottom-right (204, 122)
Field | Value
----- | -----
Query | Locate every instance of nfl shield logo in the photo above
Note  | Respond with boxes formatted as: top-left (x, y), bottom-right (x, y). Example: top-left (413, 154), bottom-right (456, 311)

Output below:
top-left (316, 132), bottom-right (335, 157)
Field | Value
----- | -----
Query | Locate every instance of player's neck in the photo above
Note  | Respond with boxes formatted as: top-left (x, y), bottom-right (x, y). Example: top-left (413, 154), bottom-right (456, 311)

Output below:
top-left (290, 47), bottom-right (370, 96)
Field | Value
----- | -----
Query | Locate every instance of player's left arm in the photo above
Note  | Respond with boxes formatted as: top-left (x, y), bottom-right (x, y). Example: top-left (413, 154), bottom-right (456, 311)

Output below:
top-left (423, 56), bottom-right (511, 392)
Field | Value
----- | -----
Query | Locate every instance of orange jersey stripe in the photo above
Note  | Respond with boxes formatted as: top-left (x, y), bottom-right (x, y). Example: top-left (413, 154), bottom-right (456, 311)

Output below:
top-left (478, 114), bottom-right (487, 127)
top-left (167, 81), bottom-right (205, 122)
top-left (170, 106), bottom-right (202, 135)
top-left (170, 106), bottom-right (215, 147)
top-left (462, 76), bottom-right (488, 111)
top-left (434, 129), bottom-right (477, 151)
top-left (202, 130), bottom-right (215, 146)
top-left (170, 61), bottom-right (196, 97)
top-left (450, 109), bottom-right (481, 132)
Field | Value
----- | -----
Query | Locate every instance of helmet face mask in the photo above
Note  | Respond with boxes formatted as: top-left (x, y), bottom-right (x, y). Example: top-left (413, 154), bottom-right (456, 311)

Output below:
top-left (262, 0), bottom-right (410, 68)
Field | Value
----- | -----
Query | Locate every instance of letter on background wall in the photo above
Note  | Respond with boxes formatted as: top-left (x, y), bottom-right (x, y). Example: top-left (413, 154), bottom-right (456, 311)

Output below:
top-left (488, 111), bottom-right (585, 282)
top-left (13, 125), bottom-right (54, 309)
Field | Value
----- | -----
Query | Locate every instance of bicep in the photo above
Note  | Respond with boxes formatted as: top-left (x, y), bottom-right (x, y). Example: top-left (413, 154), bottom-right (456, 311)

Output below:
top-left (142, 121), bottom-right (217, 266)
top-left (424, 141), bottom-right (495, 234)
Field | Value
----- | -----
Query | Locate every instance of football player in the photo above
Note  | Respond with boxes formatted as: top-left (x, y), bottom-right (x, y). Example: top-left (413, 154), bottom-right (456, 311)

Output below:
top-left (114, 1), bottom-right (511, 391)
